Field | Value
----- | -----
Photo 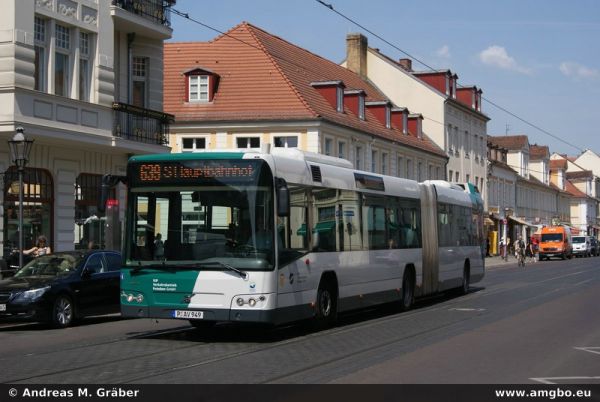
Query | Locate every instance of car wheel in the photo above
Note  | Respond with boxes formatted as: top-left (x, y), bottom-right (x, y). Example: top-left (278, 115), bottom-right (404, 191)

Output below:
top-left (52, 295), bottom-right (74, 328)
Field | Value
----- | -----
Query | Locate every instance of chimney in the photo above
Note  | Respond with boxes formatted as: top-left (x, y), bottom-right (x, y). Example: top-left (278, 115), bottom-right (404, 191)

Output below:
top-left (398, 58), bottom-right (412, 72)
top-left (346, 33), bottom-right (368, 78)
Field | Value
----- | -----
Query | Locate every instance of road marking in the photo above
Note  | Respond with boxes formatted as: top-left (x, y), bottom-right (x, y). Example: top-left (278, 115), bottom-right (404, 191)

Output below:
top-left (574, 347), bottom-right (600, 356)
top-left (449, 308), bottom-right (486, 312)
top-left (531, 377), bottom-right (600, 384)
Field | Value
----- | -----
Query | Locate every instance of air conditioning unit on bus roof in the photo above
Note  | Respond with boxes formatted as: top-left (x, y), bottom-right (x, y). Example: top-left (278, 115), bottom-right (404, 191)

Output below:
top-left (271, 148), bottom-right (354, 169)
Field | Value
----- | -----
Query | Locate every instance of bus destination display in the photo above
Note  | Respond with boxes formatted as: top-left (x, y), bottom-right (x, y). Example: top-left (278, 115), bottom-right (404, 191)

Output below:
top-left (130, 160), bottom-right (261, 185)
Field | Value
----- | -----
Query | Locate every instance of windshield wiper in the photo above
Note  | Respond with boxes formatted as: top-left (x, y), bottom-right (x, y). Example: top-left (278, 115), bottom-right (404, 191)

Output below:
top-left (198, 261), bottom-right (248, 280)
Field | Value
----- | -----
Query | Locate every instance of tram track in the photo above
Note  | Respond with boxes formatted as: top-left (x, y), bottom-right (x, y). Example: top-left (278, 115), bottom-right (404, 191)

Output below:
top-left (3, 259), bottom-right (598, 384)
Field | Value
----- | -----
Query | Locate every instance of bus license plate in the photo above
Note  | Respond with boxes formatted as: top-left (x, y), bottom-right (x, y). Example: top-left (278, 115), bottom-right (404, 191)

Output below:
top-left (173, 310), bottom-right (203, 319)
top-left (0, 304), bottom-right (5, 311)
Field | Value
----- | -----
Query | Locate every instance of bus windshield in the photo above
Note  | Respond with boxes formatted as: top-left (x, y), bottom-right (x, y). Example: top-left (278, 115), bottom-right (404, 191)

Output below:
top-left (126, 159), bottom-right (275, 270)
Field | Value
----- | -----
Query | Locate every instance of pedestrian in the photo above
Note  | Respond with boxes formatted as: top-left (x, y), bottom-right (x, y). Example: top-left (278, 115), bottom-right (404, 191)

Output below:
top-left (486, 237), bottom-right (491, 257)
top-left (499, 237), bottom-right (505, 260)
top-left (23, 235), bottom-right (51, 257)
top-left (154, 233), bottom-right (164, 260)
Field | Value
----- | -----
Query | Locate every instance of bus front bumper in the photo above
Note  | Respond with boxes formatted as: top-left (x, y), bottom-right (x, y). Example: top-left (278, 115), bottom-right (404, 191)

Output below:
top-left (121, 304), bottom-right (278, 323)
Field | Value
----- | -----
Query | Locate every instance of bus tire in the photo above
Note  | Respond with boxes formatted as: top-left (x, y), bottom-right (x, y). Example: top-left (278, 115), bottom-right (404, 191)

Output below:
top-left (400, 267), bottom-right (415, 311)
top-left (460, 262), bottom-right (470, 295)
top-left (315, 278), bottom-right (337, 328)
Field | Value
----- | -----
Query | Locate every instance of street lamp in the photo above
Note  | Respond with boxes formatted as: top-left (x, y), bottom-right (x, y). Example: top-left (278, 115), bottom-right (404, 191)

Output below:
top-left (8, 127), bottom-right (34, 270)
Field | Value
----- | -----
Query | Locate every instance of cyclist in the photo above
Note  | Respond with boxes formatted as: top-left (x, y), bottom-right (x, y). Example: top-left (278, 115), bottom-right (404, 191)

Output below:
top-left (514, 236), bottom-right (526, 267)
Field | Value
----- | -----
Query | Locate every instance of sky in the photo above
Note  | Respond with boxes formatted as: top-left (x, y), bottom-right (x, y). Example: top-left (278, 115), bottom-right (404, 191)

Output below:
top-left (168, 0), bottom-right (600, 157)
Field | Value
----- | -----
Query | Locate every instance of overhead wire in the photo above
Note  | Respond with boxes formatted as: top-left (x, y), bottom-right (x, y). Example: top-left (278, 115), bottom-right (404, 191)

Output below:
top-left (314, 0), bottom-right (585, 154)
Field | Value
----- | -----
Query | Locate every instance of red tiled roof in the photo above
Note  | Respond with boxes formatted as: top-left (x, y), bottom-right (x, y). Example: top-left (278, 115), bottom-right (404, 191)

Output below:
top-left (565, 180), bottom-right (587, 198)
top-left (566, 170), bottom-right (593, 180)
top-left (549, 159), bottom-right (567, 170)
top-left (164, 22), bottom-right (446, 157)
top-left (529, 144), bottom-right (549, 160)
top-left (487, 135), bottom-right (529, 150)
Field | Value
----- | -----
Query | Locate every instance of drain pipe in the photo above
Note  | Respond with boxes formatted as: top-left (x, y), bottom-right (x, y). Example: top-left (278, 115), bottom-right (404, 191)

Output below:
top-left (127, 32), bottom-right (136, 103)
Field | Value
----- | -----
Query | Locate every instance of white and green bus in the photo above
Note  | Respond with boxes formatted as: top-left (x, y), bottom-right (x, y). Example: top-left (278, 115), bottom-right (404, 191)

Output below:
top-left (106, 148), bottom-right (484, 328)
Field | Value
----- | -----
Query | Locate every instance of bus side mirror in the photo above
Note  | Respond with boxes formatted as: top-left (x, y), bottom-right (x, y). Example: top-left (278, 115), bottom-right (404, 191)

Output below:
top-left (276, 178), bottom-right (290, 217)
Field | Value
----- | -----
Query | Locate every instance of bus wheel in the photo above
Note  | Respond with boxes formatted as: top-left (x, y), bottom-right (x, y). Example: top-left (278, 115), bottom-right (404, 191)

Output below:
top-left (400, 269), bottom-right (415, 311)
top-left (460, 263), bottom-right (470, 295)
top-left (315, 281), bottom-right (337, 328)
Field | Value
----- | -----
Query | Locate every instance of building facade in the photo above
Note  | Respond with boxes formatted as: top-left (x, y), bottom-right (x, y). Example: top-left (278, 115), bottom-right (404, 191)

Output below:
top-left (0, 0), bottom-right (174, 257)
top-left (342, 34), bottom-right (489, 200)
top-left (164, 23), bottom-right (447, 182)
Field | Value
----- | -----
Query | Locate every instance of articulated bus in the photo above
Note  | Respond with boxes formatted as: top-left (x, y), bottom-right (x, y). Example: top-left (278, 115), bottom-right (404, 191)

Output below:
top-left (105, 148), bottom-right (484, 328)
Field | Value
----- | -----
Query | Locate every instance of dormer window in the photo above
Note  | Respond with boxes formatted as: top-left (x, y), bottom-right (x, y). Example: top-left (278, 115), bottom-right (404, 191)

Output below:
top-left (311, 80), bottom-right (346, 113)
top-left (184, 67), bottom-right (219, 103)
top-left (385, 106), bottom-right (391, 129)
top-left (336, 86), bottom-right (344, 113)
top-left (189, 75), bottom-right (208, 101)
top-left (358, 94), bottom-right (365, 120)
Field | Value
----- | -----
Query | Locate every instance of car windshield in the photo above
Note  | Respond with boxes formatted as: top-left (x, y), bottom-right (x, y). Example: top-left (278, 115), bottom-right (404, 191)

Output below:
top-left (14, 254), bottom-right (83, 278)
top-left (572, 236), bottom-right (585, 243)
top-left (541, 233), bottom-right (562, 242)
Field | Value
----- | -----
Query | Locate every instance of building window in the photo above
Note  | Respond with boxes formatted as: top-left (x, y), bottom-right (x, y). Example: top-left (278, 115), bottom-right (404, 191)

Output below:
top-left (466, 174), bottom-right (470, 183)
top-left (3, 167), bottom-right (54, 251)
top-left (55, 24), bottom-right (70, 50)
top-left (397, 156), bottom-right (403, 177)
top-left (79, 32), bottom-right (92, 101)
top-left (455, 171), bottom-right (460, 182)
top-left (181, 137), bottom-right (207, 152)
top-left (406, 159), bottom-right (413, 180)
top-left (54, 24), bottom-right (71, 97)
top-left (436, 166), bottom-right (441, 180)
top-left (381, 153), bottom-right (388, 175)
top-left (358, 95), bottom-right (365, 120)
top-left (75, 174), bottom-right (110, 250)
top-left (324, 138), bottom-right (333, 156)
top-left (189, 75), bottom-right (209, 102)
top-left (236, 137), bottom-right (260, 149)
top-left (428, 165), bottom-right (433, 180)
top-left (464, 131), bottom-right (470, 158)
top-left (132, 57), bottom-right (148, 107)
top-left (449, 170), bottom-right (453, 182)
top-left (274, 136), bottom-right (298, 148)
top-left (338, 141), bottom-right (346, 159)
top-left (355, 146), bottom-right (362, 170)
top-left (55, 53), bottom-right (69, 97)
top-left (417, 162), bottom-right (423, 181)
top-left (336, 87), bottom-right (344, 113)
top-left (385, 108), bottom-right (391, 129)
top-left (34, 17), bottom-right (47, 92)
top-left (371, 150), bottom-right (377, 173)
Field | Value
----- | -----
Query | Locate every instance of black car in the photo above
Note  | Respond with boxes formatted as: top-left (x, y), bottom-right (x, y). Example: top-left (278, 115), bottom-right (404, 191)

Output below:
top-left (0, 250), bottom-right (122, 327)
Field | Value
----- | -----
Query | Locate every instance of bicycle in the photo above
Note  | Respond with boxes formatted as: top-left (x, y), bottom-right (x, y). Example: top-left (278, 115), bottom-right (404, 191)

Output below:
top-left (516, 249), bottom-right (526, 267)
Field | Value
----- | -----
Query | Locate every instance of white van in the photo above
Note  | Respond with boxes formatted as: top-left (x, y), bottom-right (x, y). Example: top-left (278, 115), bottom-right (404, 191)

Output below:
top-left (572, 235), bottom-right (592, 257)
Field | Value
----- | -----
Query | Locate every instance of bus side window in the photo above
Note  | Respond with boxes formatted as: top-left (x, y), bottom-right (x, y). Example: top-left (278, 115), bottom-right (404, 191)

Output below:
top-left (278, 186), bottom-right (309, 266)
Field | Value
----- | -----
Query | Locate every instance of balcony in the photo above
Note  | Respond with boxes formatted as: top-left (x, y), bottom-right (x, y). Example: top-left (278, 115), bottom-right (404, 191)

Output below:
top-left (111, 0), bottom-right (175, 40)
top-left (112, 102), bottom-right (173, 146)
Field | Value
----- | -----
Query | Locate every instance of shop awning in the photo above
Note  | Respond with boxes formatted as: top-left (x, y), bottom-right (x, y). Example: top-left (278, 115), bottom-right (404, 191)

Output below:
top-left (314, 220), bottom-right (336, 233)
top-left (509, 216), bottom-right (537, 228)
top-left (297, 221), bottom-right (337, 236)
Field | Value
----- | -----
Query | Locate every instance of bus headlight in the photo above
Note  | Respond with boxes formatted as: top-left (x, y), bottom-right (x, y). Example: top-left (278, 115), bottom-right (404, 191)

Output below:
top-left (121, 291), bottom-right (144, 304)
top-left (248, 298), bottom-right (257, 307)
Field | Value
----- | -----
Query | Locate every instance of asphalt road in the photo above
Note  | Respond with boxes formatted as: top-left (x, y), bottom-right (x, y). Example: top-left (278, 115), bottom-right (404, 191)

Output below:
top-left (0, 256), bottom-right (599, 384)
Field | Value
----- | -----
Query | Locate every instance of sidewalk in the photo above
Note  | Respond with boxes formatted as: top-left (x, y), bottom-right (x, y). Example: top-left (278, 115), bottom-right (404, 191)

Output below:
top-left (485, 255), bottom-right (518, 268)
